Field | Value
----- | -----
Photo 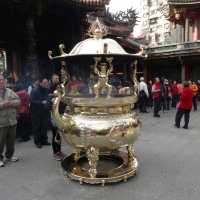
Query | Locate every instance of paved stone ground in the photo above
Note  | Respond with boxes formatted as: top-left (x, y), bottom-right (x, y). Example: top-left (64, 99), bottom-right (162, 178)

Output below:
top-left (0, 106), bottom-right (200, 200)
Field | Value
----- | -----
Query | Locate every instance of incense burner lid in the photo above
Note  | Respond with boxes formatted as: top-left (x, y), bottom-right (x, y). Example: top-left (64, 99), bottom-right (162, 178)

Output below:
top-left (69, 38), bottom-right (128, 56)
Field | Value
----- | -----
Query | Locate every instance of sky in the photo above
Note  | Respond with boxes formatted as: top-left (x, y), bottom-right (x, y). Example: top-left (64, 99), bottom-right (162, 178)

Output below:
top-left (107, 0), bottom-right (142, 36)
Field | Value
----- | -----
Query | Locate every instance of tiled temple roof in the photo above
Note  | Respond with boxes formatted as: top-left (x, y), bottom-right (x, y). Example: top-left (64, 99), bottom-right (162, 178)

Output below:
top-left (65, 0), bottom-right (110, 8)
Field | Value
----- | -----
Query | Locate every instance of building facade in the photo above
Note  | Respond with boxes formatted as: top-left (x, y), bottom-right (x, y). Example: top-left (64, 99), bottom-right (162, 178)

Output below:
top-left (141, 0), bottom-right (171, 46)
top-left (143, 0), bottom-right (200, 82)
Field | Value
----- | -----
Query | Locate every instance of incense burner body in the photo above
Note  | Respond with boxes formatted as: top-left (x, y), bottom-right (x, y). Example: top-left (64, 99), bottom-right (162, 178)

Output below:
top-left (53, 94), bottom-right (140, 151)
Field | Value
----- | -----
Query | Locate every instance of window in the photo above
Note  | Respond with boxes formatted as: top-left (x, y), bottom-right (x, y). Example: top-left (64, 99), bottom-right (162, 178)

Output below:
top-left (164, 23), bottom-right (170, 30)
top-left (147, 0), bottom-right (152, 7)
top-left (143, 13), bottom-right (147, 17)
top-left (157, 25), bottom-right (162, 30)
top-left (149, 18), bottom-right (158, 24)
top-left (155, 33), bottom-right (161, 43)
top-left (148, 35), bottom-right (152, 43)
top-left (164, 32), bottom-right (170, 38)
top-left (143, 5), bottom-right (147, 9)
top-left (143, 21), bottom-right (148, 26)
top-left (150, 27), bottom-right (156, 33)
top-left (155, 0), bottom-right (159, 6)
top-left (150, 10), bottom-right (156, 15)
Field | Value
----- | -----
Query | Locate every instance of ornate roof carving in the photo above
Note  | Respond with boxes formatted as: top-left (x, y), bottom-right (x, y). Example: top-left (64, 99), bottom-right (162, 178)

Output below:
top-left (87, 8), bottom-right (138, 37)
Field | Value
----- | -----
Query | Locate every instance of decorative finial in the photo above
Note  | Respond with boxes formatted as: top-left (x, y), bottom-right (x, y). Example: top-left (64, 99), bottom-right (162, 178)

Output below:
top-left (48, 50), bottom-right (53, 60)
top-left (48, 44), bottom-right (68, 60)
top-left (88, 18), bottom-right (108, 39)
top-left (59, 44), bottom-right (67, 56)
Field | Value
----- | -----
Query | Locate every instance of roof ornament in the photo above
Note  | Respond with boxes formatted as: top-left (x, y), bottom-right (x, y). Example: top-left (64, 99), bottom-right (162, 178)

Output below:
top-left (87, 18), bottom-right (108, 39)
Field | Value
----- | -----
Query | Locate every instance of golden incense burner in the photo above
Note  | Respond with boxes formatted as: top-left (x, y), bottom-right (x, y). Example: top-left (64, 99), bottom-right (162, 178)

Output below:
top-left (49, 19), bottom-right (143, 185)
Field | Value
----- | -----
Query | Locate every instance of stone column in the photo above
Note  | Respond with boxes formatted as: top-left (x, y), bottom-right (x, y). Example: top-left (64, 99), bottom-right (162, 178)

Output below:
top-left (11, 50), bottom-right (20, 82)
top-left (193, 19), bottom-right (198, 41)
top-left (144, 64), bottom-right (148, 81)
top-left (24, 17), bottom-right (39, 78)
top-left (181, 64), bottom-right (189, 82)
top-left (181, 64), bottom-right (185, 82)
top-left (181, 24), bottom-right (185, 43)
top-left (185, 17), bottom-right (189, 42)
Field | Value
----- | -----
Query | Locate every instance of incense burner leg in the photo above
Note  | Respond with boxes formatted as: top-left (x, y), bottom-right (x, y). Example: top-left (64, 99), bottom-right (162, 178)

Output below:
top-left (86, 146), bottom-right (99, 178)
top-left (74, 148), bottom-right (81, 162)
top-left (127, 145), bottom-right (135, 167)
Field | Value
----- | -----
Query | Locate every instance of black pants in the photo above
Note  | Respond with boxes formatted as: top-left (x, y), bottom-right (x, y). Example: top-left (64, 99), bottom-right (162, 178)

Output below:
top-left (153, 97), bottom-right (161, 116)
top-left (52, 126), bottom-right (61, 154)
top-left (166, 97), bottom-right (171, 110)
top-left (193, 96), bottom-right (197, 111)
top-left (175, 108), bottom-right (190, 128)
top-left (0, 126), bottom-right (16, 160)
top-left (139, 96), bottom-right (147, 112)
top-left (16, 113), bottom-right (31, 140)
top-left (31, 111), bottom-right (49, 145)
top-left (172, 95), bottom-right (179, 108)
top-left (147, 96), bottom-right (153, 108)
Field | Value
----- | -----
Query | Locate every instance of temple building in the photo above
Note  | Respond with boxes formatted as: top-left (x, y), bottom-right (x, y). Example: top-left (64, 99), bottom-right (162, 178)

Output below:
top-left (144, 0), bottom-right (200, 81)
top-left (0, 0), bottom-right (110, 80)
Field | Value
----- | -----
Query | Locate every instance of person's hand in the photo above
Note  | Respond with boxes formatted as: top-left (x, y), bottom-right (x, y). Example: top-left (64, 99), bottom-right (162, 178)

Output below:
top-left (3, 100), bottom-right (12, 108)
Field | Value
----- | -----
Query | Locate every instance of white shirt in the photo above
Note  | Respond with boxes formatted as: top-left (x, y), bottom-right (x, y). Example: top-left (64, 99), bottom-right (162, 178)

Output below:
top-left (28, 85), bottom-right (33, 96)
top-left (138, 81), bottom-right (149, 97)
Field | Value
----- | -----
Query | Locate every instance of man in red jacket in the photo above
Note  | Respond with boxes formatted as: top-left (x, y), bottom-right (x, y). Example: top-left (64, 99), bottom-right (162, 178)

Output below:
top-left (174, 81), bottom-right (193, 129)
top-left (152, 77), bottom-right (161, 117)
top-left (15, 83), bottom-right (31, 142)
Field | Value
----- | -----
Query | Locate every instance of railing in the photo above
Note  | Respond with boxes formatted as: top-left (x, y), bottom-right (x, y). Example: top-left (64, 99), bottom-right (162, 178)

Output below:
top-left (146, 41), bottom-right (200, 54)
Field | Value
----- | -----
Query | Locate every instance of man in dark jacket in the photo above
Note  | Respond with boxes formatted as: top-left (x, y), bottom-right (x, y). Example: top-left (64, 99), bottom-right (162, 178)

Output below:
top-left (30, 78), bottom-right (50, 148)
top-left (174, 81), bottom-right (193, 129)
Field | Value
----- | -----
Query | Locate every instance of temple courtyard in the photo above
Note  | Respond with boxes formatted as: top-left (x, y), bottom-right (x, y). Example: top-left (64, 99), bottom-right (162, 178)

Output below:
top-left (0, 107), bottom-right (200, 200)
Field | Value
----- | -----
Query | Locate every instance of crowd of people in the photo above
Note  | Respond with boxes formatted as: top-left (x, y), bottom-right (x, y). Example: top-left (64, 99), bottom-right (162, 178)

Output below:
top-left (0, 73), bottom-right (66, 167)
top-left (138, 77), bottom-right (199, 128)
top-left (0, 72), bottom-right (199, 168)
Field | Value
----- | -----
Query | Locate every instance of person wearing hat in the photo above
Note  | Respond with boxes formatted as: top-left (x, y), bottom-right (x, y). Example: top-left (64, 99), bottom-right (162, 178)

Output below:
top-left (138, 77), bottom-right (149, 113)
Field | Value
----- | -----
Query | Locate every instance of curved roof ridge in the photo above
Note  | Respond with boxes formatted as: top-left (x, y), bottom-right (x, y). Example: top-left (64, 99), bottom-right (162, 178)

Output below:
top-left (67, 0), bottom-right (110, 8)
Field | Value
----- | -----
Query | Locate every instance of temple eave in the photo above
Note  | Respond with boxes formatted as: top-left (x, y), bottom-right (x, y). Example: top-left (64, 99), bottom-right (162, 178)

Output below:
top-left (64, 0), bottom-right (110, 8)
top-left (168, 0), bottom-right (200, 6)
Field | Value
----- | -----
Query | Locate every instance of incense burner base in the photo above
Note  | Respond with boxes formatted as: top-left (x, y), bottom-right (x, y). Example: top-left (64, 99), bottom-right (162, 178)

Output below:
top-left (61, 149), bottom-right (138, 186)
